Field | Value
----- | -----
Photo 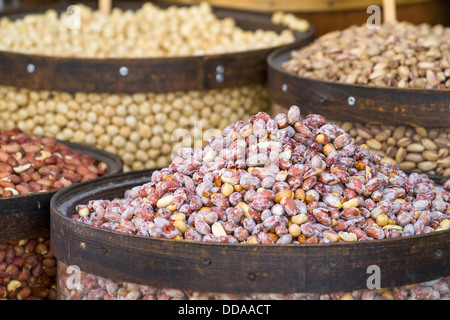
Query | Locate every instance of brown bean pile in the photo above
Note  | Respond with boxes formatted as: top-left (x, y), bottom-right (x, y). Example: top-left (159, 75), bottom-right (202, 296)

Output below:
top-left (0, 3), bottom-right (298, 58)
top-left (0, 235), bottom-right (57, 300)
top-left (0, 2), bottom-right (306, 171)
top-left (0, 129), bottom-right (108, 299)
top-left (0, 85), bottom-right (271, 172)
top-left (274, 21), bottom-right (450, 176)
top-left (0, 128), bottom-right (108, 196)
top-left (64, 105), bottom-right (450, 299)
top-left (282, 22), bottom-right (450, 89)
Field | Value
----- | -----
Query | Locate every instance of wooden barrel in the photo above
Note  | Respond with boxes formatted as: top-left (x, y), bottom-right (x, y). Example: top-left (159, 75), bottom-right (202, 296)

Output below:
top-left (154, 0), bottom-right (442, 12)
top-left (0, 141), bottom-right (121, 300)
top-left (154, 0), bottom-right (450, 36)
top-left (267, 44), bottom-right (450, 178)
top-left (0, 1), bottom-right (315, 172)
top-left (50, 169), bottom-right (449, 297)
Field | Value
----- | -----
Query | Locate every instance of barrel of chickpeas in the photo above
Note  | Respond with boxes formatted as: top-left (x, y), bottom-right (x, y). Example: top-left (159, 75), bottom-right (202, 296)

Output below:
top-left (0, 2), bottom-right (314, 172)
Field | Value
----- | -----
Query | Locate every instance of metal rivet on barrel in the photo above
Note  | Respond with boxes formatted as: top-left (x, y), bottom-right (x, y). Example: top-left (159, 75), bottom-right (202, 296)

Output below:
top-left (328, 260), bottom-right (338, 269)
top-left (26, 63), bottom-right (35, 73)
top-left (248, 272), bottom-right (256, 281)
top-left (281, 83), bottom-right (288, 92)
top-left (348, 96), bottom-right (356, 105)
top-left (435, 249), bottom-right (443, 259)
top-left (320, 96), bottom-right (327, 104)
top-left (119, 66), bottom-right (128, 77)
top-left (100, 244), bottom-right (108, 254)
top-left (201, 257), bottom-right (211, 266)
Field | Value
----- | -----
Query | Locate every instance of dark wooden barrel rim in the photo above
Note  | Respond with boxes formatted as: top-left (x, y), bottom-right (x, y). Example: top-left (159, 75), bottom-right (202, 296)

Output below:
top-left (267, 45), bottom-right (450, 128)
top-left (0, 140), bottom-right (123, 242)
top-left (0, 2), bottom-right (315, 94)
top-left (50, 168), bottom-right (449, 294)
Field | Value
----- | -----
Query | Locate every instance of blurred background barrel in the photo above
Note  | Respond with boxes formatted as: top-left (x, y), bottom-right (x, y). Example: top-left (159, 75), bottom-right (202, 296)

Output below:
top-left (151, 0), bottom-right (450, 35)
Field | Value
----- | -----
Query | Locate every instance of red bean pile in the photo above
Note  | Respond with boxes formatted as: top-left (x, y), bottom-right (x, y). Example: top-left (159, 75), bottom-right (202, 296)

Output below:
top-left (67, 105), bottom-right (450, 300)
top-left (73, 105), bottom-right (450, 244)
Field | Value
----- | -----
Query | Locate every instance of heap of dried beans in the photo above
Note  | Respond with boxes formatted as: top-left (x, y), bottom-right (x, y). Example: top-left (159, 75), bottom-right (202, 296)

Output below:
top-left (72, 105), bottom-right (450, 244)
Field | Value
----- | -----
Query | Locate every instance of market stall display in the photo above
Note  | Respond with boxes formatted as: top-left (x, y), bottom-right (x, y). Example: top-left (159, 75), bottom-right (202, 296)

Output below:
top-left (1, 0), bottom-right (448, 302)
top-left (152, 0), bottom-right (450, 37)
top-left (0, 129), bottom-right (122, 299)
top-left (51, 105), bottom-right (449, 300)
top-left (268, 21), bottom-right (450, 177)
top-left (0, 2), bottom-right (313, 171)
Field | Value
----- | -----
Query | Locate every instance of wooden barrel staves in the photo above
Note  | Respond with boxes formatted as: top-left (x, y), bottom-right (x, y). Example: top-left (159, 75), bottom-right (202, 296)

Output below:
top-left (50, 169), bottom-right (449, 295)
